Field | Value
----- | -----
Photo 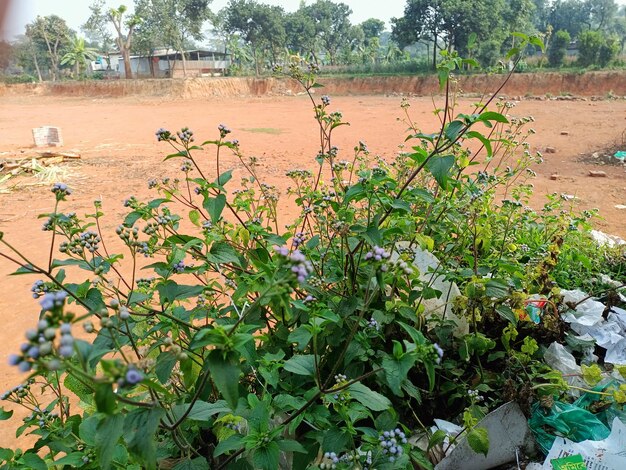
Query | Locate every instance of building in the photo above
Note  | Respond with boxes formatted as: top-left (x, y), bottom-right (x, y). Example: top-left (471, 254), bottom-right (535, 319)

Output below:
top-left (94, 49), bottom-right (230, 78)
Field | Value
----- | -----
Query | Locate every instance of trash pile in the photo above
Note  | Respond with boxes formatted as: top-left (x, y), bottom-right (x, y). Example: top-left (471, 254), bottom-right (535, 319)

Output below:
top-left (421, 232), bottom-right (626, 470)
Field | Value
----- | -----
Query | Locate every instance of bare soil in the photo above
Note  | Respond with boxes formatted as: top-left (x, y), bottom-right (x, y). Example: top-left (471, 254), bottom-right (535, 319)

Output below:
top-left (1, 88), bottom-right (626, 446)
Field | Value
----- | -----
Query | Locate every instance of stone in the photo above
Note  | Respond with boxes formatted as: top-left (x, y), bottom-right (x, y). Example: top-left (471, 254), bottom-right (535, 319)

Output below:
top-left (32, 126), bottom-right (63, 147)
top-left (560, 131), bottom-right (569, 135)
top-left (545, 146), bottom-right (556, 154)
top-left (550, 174), bottom-right (559, 180)
top-left (588, 170), bottom-right (607, 177)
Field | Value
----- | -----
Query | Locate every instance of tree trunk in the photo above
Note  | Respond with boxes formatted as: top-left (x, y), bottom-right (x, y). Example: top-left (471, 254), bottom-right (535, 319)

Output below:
top-left (181, 50), bottom-right (187, 77)
top-left (32, 51), bottom-right (43, 82)
top-left (122, 48), bottom-right (132, 79)
top-left (432, 33), bottom-right (438, 70)
top-left (253, 47), bottom-right (259, 77)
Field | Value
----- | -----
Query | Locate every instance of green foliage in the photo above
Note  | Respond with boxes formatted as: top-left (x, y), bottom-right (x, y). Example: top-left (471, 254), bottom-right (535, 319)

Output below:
top-left (1, 38), bottom-right (624, 469)
top-left (578, 30), bottom-right (605, 66)
top-left (548, 30), bottom-right (571, 67)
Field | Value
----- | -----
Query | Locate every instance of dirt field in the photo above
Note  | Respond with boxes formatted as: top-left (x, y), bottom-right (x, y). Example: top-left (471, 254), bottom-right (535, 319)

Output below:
top-left (1, 86), bottom-right (626, 446)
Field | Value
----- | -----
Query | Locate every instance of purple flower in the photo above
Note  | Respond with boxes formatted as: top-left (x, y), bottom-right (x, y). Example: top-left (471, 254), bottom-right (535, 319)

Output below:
top-left (125, 369), bottom-right (143, 385)
top-left (8, 354), bottom-right (20, 366)
top-left (59, 345), bottom-right (74, 358)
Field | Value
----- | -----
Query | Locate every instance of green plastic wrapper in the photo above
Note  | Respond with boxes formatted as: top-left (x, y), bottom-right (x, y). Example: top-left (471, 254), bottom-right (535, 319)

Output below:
top-left (529, 382), bottom-right (626, 454)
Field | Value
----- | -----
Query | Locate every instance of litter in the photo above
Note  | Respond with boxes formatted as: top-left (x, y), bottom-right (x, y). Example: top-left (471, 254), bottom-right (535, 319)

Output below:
top-left (542, 417), bottom-right (626, 470)
top-left (589, 230), bottom-right (626, 248)
top-left (435, 402), bottom-right (536, 470)
top-left (613, 151), bottom-right (626, 161)
top-left (561, 290), bottom-right (626, 364)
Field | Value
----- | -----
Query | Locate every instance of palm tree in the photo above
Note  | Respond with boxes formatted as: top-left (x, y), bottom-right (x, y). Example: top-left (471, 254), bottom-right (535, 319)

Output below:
top-left (61, 35), bottom-right (98, 78)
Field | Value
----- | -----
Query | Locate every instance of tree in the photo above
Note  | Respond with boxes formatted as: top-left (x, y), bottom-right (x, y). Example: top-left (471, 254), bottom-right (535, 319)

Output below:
top-left (134, 0), bottom-right (212, 77)
top-left (588, 0), bottom-right (618, 31)
top-left (82, 0), bottom-right (115, 67)
top-left (360, 18), bottom-right (386, 42)
top-left (578, 29), bottom-right (604, 65)
top-left (284, 10), bottom-right (317, 59)
top-left (392, 0), bottom-right (508, 69)
top-left (548, 0), bottom-right (592, 37)
top-left (86, 3), bottom-right (140, 79)
top-left (548, 29), bottom-right (570, 66)
top-left (25, 15), bottom-right (72, 81)
top-left (302, 0), bottom-right (353, 65)
top-left (223, 0), bottom-right (286, 75)
top-left (61, 35), bottom-right (98, 77)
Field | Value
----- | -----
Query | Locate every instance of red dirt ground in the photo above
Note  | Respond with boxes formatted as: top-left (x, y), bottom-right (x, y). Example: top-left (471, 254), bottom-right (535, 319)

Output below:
top-left (1, 91), bottom-right (626, 446)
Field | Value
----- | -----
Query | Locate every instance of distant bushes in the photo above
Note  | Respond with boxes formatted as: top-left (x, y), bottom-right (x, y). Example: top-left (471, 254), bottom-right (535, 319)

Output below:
top-left (0, 73), bottom-right (37, 84)
top-left (318, 59), bottom-right (431, 76)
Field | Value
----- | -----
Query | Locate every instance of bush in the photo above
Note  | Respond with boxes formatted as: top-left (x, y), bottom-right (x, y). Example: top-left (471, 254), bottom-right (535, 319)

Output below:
top-left (598, 35), bottom-right (620, 67)
top-left (578, 30), bottom-right (604, 67)
top-left (0, 34), bottom-right (624, 469)
top-left (548, 30), bottom-right (570, 68)
top-left (0, 73), bottom-right (37, 84)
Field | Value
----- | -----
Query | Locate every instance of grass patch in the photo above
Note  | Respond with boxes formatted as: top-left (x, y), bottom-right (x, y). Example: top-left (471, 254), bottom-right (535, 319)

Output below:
top-left (241, 127), bottom-right (283, 135)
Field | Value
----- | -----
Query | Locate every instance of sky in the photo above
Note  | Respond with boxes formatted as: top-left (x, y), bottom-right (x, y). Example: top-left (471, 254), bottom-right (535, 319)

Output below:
top-left (1, 0), bottom-right (407, 41)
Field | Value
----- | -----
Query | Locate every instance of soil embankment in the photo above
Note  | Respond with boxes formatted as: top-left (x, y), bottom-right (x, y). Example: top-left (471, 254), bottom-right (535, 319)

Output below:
top-left (1, 70), bottom-right (625, 99)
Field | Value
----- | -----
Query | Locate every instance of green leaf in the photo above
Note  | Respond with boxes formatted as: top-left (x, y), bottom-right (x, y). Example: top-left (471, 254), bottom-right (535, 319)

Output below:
top-left (95, 383), bottom-right (116, 414)
top-left (277, 440), bottom-right (307, 453)
top-left (214, 434), bottom-right (244, 457)
top-left (0, 448), bottom-right (14, 462)
top-left (203, 194), bottom-right (226, 223)
top-left (123, 211), bottom-right (143, 227)
top-left (283, 355), bottom-right (315, 376)
top-left (382, 354), bottom-right (415, 395)
top-left (207, 242), bottom-right (240, 266)
top-left (157, 281), bottom-right (204, 305)
top-left (252, 442), bottom-right (280, 470)
top-left (96, 414), bottom-right (125, 470)
top-left (445, 120), bottom-right (465, 141)
top-left (215, 170), bottom-right (233, 186)
top-left (467, 427), bottom-right (489, 456)
top-left (485, 279), bottom-right (509, 299)
top-left (20, 453), bottom-right (47, 470)
top-left (426, 155), bottom-right (455, 190)
top-left (288, 326), bottom-right (312, 350)
top-left (207, 350), bottom-right (240, 409)
top-left (390, 199), bottom-right (411, 213)
top-left (189, 209), bottom-right (201, 226)
top-left (495, 305), bottom-right (517, 325)
top-left (124, 408), bottom-right (165, 470)
top-left (79, 415), bottom-right (99, 446)
top-left (53, 452), bottom-right (86, 466)
top-left (155, 351), bottom-right (178, 384)
top-left (465, 131), bottom-right (493, 158)
top-left (65, 374), bottom-right (93, 403)
top-left (0, 408), bottom-right (13, 421)
top-left (170, 400), bottom-right (230, 422)
top-left (172, 457), bottom-right (210, 470)
top-left (478, 111), bottom-right (509, 124)
top-left (348, 382), bottom-right (391, 411)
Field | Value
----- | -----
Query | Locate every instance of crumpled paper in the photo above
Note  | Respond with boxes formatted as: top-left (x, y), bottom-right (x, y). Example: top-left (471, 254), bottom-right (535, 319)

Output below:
top-left (561, 290), bottom-right (626, 364)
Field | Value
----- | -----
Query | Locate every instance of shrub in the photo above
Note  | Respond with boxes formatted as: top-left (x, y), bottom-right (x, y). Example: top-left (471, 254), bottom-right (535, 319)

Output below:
top-left (598, 35), bottom-right (620, 67)
top-left (1, 33), bottom-right (624, 469)
top-left (548, 30), bottom-right (570, 68)
top-left (577, 30), bottom-right (604, 67)
top-left (0, 73), bottom-right (37, 84)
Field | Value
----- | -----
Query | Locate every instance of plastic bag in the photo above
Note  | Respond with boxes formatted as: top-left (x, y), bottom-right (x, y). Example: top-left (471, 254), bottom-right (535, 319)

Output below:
top-left (529, 381), bottom-right (626, 454)
top-left (529, 400), bottom-right (611, 454)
